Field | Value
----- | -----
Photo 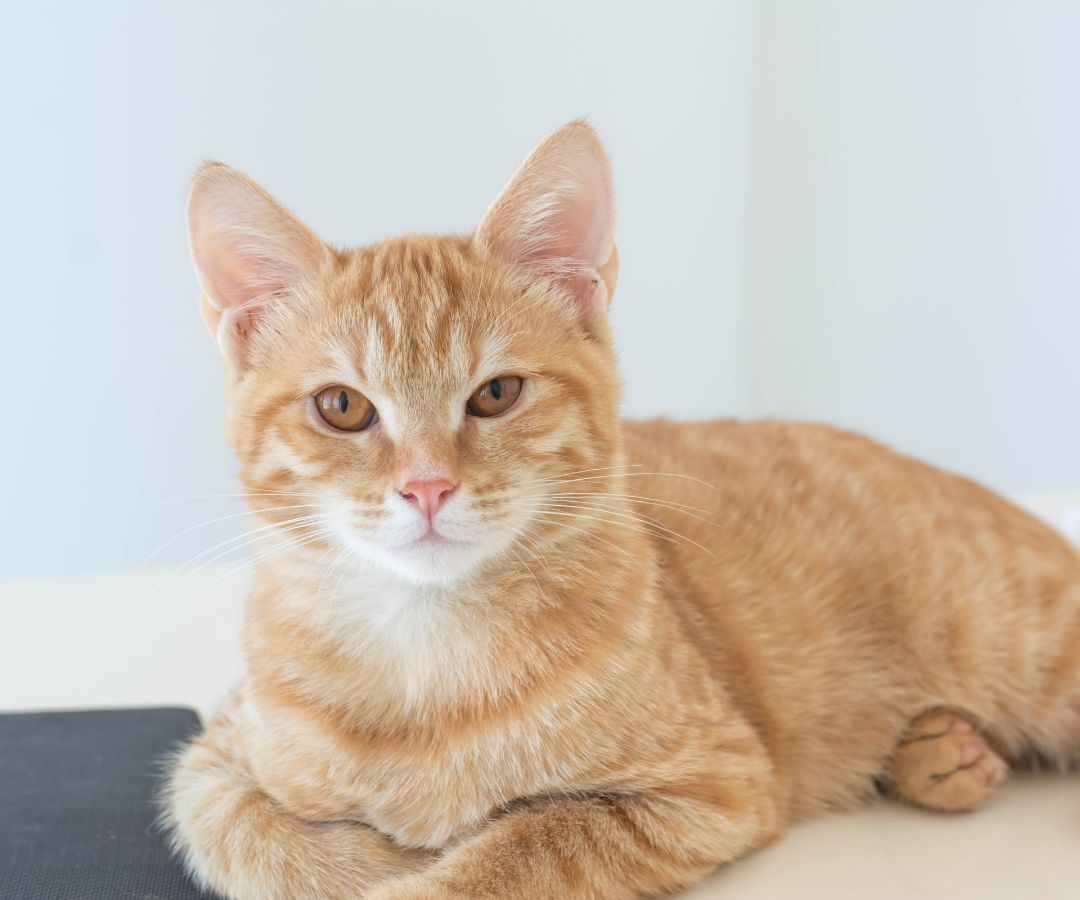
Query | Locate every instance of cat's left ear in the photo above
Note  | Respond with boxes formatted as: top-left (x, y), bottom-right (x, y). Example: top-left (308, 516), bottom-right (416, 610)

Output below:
top-left (186, 162), bottom-right (331, 370)
top-left (474, 120), bottom-right (618, 331)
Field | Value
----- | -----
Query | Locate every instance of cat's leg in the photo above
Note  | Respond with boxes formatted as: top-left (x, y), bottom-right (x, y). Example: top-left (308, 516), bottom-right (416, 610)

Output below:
top-left (164, 697), bottom-right (429, 900)
top-left (883, 709), bottom-right (1008, 812)
top-left (368, 760), bottom-right (782, 900)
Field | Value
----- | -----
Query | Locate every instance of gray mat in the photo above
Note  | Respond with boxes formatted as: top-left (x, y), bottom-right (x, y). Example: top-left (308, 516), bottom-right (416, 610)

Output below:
top-left (0, 707), bottom-right (210, 899)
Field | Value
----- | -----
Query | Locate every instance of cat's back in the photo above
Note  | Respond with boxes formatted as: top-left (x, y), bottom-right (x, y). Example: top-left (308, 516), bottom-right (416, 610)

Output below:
top-left (622, 415), bottom-right (929, 542)
top-left (620, 416), bottom-right (1067, 560)
top-left (621, 415), bottom-right (1076, 609)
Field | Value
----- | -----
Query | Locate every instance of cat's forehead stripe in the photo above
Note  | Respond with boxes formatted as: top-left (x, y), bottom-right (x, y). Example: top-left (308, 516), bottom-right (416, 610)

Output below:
top-left (327, 239), bottom-right (511, 391)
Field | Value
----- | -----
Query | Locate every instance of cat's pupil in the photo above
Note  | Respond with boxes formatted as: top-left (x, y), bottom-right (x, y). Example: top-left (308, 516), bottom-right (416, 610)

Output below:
top-left (490, 379), bottom-right (501, 401)
top-left (339, 391), bottom-right (348, 413)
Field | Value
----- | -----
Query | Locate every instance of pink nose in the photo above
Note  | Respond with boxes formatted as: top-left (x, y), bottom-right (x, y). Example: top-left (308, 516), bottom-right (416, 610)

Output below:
top-left (398, 478), bottom-right (458, 521)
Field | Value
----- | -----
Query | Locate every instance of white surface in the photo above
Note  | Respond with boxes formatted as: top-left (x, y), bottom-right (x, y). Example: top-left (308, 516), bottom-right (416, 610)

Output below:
top-left (684, 776), bottom-right (1080, 900)
top-left (2, 494), bottom-right (1079, 897)
top-left (0, 566), bottom-right (247, 718)
top-left (3, 1), bottom-right (1080, 580)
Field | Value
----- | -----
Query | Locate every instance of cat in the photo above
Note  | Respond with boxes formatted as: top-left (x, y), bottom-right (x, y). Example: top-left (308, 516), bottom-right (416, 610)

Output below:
top-left (164, 121), bottom-right (1080, 900)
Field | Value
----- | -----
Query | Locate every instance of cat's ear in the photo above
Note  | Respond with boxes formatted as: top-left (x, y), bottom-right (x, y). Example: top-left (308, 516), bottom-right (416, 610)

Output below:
top-left (186, 162), bottom-right (330, 369)
top-left (474, 121), bottom-right (618, 331)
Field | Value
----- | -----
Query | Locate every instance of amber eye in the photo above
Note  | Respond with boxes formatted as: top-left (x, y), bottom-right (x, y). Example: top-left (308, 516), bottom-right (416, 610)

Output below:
top-left (466, 376), bottom-right (523, 418)
top-left (314, 385), bottom-right (377, 432)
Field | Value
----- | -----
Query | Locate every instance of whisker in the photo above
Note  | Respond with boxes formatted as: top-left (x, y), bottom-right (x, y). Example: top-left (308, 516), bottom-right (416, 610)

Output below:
top-left (543, 472), bottom-right (717, 491)
top-left (535, 501), bottom-right (716, 559)
top-left (544, 499), bottom-right (715, 552)
top-left (148, 513), bottom-right (334, 601)
top-left (318, 543), bottom-right (353, 602)
top-left (517, 464), bottom-right (643, 485)
top-left (487, 467), bottom-right (717, 500)
top-left (485, 518), bottom-right (559, 584)
top-left (539, 491), bottom-right (714, 518)
top-left (507, 545), bottom-right (542, 593)
top-left (534, 504), bottom-right (682, 545)
top-left (549, 495), bottom-right (718, 531)
top-left (328, 545), bottom-right (357, 605)
top-left (140, 503), bottom-right (325, 567)
top-left (528, 515), bottom-right (636, 561)
top-left (162, 526), bottom-right (338, 610)
top-left (138, 491), bottom-right (320, 510)
top-left (516, 525), bottom-right (558, 583)
top-left (487, 464), bottom-right (643, 493)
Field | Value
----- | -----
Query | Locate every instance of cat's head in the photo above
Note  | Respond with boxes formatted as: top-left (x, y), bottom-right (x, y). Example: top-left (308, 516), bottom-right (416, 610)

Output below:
top-left (188, 122), bottom-right (624, 585)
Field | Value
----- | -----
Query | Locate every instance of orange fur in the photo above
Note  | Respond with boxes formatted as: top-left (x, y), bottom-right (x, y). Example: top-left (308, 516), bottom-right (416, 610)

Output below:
top-left (165, 122), bottom-right (1080, 899)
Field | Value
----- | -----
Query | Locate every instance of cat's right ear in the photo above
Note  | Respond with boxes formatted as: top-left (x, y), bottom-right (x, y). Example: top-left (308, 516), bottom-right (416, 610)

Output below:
top-left (186, 163), bottom-right (330, 370)
top-left (474, 121), bottom-right (618, 334)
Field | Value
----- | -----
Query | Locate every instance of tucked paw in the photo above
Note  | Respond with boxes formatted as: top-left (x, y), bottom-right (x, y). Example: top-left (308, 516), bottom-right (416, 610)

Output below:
top-left (885, 711), bottom-right (1007, 812)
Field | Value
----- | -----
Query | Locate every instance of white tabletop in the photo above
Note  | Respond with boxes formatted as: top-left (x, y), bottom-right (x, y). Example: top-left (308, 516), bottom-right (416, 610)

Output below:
top-left (3, 493), bottom-right (1079, 898)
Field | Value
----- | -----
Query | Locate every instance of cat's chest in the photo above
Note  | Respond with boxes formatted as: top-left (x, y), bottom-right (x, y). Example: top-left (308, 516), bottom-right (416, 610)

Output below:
top-left (242, 581), bottom-right (647, 846)
top-left (244, 693), bottom-right (597, 848)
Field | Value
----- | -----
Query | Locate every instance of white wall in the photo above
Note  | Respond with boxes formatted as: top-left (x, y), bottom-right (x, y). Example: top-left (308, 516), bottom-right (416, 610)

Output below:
top-left (742, 0), bottom-right (1080, 488)
top-left (1, 1), bottom-right (1076, 580)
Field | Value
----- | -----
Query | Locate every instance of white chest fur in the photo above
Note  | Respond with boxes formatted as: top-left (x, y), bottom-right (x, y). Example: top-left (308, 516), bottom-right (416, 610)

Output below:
top-left (244, 568), bottom-right (615, 847)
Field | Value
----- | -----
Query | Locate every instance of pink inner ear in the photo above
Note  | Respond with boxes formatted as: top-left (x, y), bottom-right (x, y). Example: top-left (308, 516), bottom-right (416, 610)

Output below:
top-left (190, 213), bottom-right (306, 316)
top-left (518, 175), bottom-right (614, 324)
top-left (187, 163), bottom-right (328, 317)
top-left (513, 169), bottom-right (614, 279)
top-left (563, 183), bottom-right (612, 270)
top-left (186, 162), bottom-right (330, 367)
top-left (476, 124), bottom-right (616, 328)
top-left (195, 238), bottom-right (267, 311)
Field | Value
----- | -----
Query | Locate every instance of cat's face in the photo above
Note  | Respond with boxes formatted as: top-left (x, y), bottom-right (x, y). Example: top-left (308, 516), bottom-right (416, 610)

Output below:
top-left (188, 123), bottom-right (621, 584)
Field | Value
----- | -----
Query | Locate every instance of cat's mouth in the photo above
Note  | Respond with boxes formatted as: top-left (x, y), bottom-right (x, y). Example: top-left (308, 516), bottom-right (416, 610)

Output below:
top-left (412, 531), bottom-right (454, 547)
top-left (370, 526), bottom-right (491, 585)
top-left (389, 525), bottom-right (468, 557)
top-left (331, 499), bottom-right (520, 584)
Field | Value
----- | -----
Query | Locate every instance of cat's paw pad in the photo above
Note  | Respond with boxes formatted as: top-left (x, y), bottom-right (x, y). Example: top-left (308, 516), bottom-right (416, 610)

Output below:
top-left (886, 711), bottom-right (1007, 811)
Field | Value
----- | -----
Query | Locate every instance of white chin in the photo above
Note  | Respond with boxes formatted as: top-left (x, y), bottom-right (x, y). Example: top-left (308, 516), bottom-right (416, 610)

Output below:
top-left (370, 535), bottom-right (487, 585)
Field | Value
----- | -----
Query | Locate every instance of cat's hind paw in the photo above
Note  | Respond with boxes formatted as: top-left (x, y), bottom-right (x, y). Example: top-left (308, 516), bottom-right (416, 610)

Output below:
top-left (884, 710), bottom-right (1007, 812)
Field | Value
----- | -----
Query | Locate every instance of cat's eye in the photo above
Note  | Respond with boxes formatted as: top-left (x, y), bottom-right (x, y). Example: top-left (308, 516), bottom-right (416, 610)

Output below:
top-left (314, 385), bottom-right (377, 432)
top-left (466, 376), bottom-right (523, 418)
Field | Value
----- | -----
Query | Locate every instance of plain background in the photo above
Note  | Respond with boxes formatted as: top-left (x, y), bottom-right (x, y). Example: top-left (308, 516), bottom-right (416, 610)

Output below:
top-left (1, 0), bottom-right (1078, 580)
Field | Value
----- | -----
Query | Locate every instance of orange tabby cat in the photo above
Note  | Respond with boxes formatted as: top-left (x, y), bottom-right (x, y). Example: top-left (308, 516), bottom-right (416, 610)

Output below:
top-left (165, 122), bottom-right (1080, 899)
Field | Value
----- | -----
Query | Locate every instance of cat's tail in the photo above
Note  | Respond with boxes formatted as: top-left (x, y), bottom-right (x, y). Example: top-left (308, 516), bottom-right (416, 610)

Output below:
top-left (160, 692), bottom-right (427, 900)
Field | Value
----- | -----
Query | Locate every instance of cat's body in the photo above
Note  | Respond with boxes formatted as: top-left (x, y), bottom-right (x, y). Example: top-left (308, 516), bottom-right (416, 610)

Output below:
top-left (166, 124), bottom-right (1080, 899)
top-left (624, 419), bottom-right (1080, 797)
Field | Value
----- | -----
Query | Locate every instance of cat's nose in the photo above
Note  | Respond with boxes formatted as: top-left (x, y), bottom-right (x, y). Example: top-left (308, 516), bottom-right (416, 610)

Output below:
top-left (397, 478), bottom-right (458, 522)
